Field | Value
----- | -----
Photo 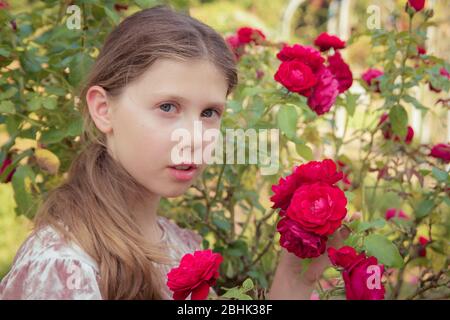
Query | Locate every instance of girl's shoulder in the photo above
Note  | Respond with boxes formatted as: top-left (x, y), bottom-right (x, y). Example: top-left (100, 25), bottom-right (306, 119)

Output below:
top-left (0, 225), bottom-right (102, 300)
top-left (157, 215), bottom-right (203, 252)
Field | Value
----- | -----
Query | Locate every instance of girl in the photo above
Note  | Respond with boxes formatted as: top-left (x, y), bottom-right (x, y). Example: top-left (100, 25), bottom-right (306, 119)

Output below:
top-left (0, 5), bottom-right (346, 300)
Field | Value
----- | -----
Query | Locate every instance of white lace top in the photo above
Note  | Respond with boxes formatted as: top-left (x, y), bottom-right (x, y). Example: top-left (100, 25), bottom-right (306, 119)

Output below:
top-left (0, 215), bottom-right (213, 300)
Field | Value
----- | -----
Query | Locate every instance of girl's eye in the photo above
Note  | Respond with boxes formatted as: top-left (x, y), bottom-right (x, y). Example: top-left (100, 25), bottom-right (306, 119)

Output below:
top-left (201, 108), bottom-right (221, 118)
top-left (159, 103), bottom-right (177, 113)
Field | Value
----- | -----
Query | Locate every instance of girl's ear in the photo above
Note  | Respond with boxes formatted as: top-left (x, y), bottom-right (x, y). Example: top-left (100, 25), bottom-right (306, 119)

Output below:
top-left (86, 85), bottom-right (114, 134)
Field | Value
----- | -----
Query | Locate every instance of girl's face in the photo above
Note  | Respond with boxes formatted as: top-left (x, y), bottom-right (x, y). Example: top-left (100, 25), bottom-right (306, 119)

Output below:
top-left (87, 58), bottom-right (228, 197)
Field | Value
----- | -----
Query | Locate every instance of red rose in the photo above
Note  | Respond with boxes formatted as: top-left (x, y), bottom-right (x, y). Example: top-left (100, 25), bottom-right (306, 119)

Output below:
top-left (286, 182), bottom-right (347, 236)
top-left (277, 216), bottom-right (328, 258)
top-left (418, 236), bottom-right (429, 257)
top-left (362, 68), bottom-right (384, 92)
top-left (314, 32), bottom-right (346, 52)
top-left (429, 143), bottom-right (450, 163)
top-left (404, 126), bottom-right (414, 144)
top-left (307, 67), bottom-right (339, 115)
top-left (385, 208), bottom-right (409, 220)
top-left (384, 126), bottom-right (414, 145)
top-left (166, 249), bottom-right (223, 300)
top-left (226, 35), bottom-right (245, 60)
top-left (0, 156), bottom-right (15, 183)
top-left (296, 159), bottom-right (344, 185)
top-left (327, 246), bottom-right (366, 269)
top-left (408, 0), bottom-right (425, 12)
top-left (379, 113), bottom-right (414, 144)
top-left (237, 27), bottom-right (265, 45)
top-left (417, 46), bottom-right (426, 55)
top-left (327, 51), bottom-right (353, 93)
top-left (276, 44), bottom-right (325, 72)
top-left (0, 1), bottom-right (9, 10)
top-left (343, 256), bottom-right (385, 300)
top-left (270, 159), bottom-right (344, 211)
top-left (328, 246), bottom-right (385, 300)
top-left (271, 172), bottom-right (301, 211)
top-left (274, 60), bottom-right (317, 96)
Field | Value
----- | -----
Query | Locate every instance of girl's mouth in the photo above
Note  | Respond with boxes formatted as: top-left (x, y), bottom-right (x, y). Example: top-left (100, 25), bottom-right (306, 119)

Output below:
top-left (167, 163), bottom-right (198, 181)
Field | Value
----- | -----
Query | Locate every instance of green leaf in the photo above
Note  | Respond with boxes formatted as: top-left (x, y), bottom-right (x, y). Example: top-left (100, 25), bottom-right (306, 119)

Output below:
top-left (415, 199), bottom-right (434, 219)
top-left (0, 87), bottom-right (18, 100)
top-left (345, 93), bottom-right (358, 117)
top-left (357, 218), bottom-right (386, 232)
top-left (364, 234), bottom-right (404, 268)
top-left (277, 105), bottom-right (298, 140)
top-left (104, 7), bottom-right (120, 25)
top-left (28, 96), bottom-right (42, 111)
top-left (403, 95), bottom-right (427, 112)
top-left (241, 278), bottom-right (254, 292)
top-left (295, 142), bottom-right (313, 161)
top-left (19, 48), bottom-right (44, 73)
top-left (134, 0), bottom-right (159, 8)
top-left (212, 216), bottom-right (231, 232)
top-left (431, 167), bottom-right (448, 183)
top-left (40, 129), bottom-right (66, 144)
top-left (11, 165), bottom-right (38, 218)
top-left (68, 52), bottom-right (94, 86)
top-left (389, 105), bottom-right (408, 137)
top-left (0, 100), bottom-right (15, 114)
top-left (43, 96), bottom-right (57, 110)
top-left (247, 95), bottom-right (265, 126)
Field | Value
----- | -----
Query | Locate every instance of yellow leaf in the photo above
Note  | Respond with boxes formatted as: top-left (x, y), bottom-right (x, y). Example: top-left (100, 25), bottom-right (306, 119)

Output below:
top-left (35, 148), bottom-right (60, 175)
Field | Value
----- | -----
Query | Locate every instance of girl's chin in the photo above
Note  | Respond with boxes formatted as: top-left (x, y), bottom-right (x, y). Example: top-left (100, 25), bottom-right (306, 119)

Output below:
top-left (156, 183), bottom-right (193, 198)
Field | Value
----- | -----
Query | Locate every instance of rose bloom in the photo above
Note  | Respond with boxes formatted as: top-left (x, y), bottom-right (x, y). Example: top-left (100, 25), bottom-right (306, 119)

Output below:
top-left (277, 216), bottom-right (328, 258)
top-left (306, 67), bottom-right (339, 115)
top-left (328, 246), bottom-right (385, 300)
top-left (314, 32), bottom-right (346, 52)
top-left (274, 60), bottom-right (318, 96)
top-left (276, 44), bottom-right (325, 72)
top-left (236, 27), bottom-right (265, 45)
top-left (417, 45), bottom-right (426, 55)
top-left (385, 208), bottom-right (409, 221)
top-left (383, 126), bottom-right (415, 145)
top-left (408, 0), bottom-right (425, 12)
top-left (327, 51), bottom-right (353, 93)
top-left (0, 0), bottom-right (9, 10)
top-left (166, 249), bottom-right (223, 300)
top-left (328, 246), bottom-right (366, 269)
top-left (225, 35), bottom-right (245, 60)
top-left (418, 236), bottom-right (429, 257)
top-left (343, 256), bottom-right (385, 300)
top-left (429, 143), bottom-right (450, 163)
top-left (286, 182), bottom-right (347, 236)
top-left (378, 113), bottom-right (414, 144)
top-left (270, 159), bottom-right (344, 211)
top-left (362, 68), bottom-right (384, 92)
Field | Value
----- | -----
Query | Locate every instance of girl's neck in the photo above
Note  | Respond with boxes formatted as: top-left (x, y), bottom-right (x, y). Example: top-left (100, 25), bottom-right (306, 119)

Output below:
top-left (133, 193), bottom-right (164, 243)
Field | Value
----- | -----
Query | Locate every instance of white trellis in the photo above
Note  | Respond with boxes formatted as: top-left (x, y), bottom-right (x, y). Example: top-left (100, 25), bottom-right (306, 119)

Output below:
top-left (280, 0), bottom-right (449, 150)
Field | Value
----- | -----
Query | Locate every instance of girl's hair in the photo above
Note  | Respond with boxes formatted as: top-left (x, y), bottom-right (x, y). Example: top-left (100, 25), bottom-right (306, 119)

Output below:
top-left (33, 5), bottom-right (238, 299)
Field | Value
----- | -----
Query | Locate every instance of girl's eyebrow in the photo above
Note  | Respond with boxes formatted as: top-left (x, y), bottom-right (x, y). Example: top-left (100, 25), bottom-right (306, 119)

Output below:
top-left (153, 93), bottom-right (225, 109)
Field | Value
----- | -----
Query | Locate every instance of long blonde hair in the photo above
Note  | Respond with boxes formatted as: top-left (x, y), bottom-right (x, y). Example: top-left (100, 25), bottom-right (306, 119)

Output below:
top-left (34, 5), bottom-right (237, 299)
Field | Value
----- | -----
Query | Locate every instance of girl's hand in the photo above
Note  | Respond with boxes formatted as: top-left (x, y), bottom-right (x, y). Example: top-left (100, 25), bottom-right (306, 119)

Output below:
top-left (285, 225), bottom-right (351, 283)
